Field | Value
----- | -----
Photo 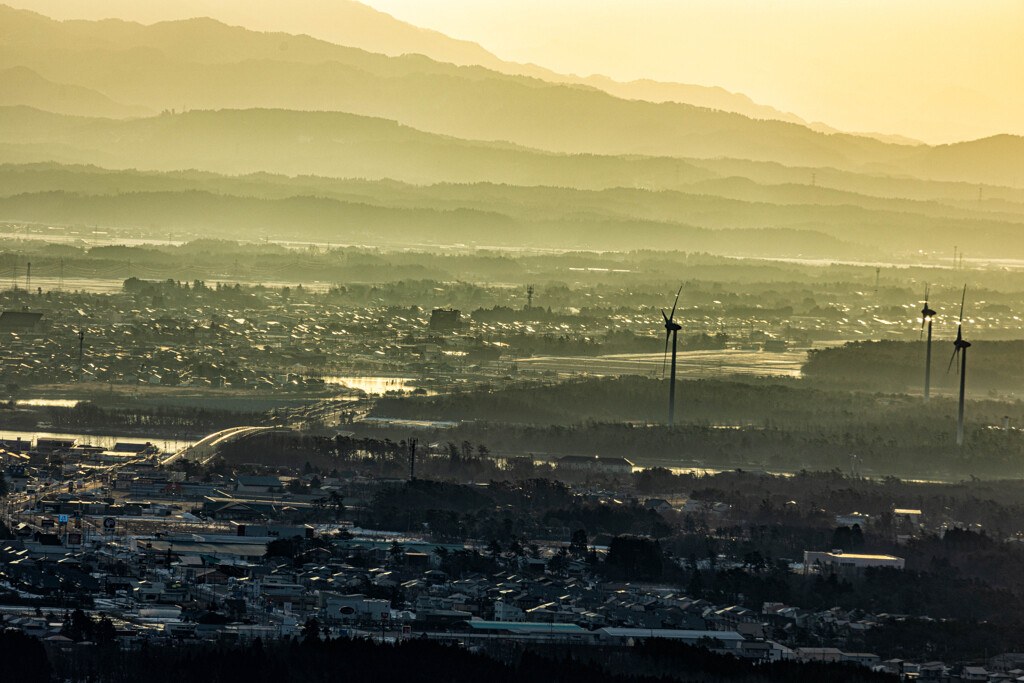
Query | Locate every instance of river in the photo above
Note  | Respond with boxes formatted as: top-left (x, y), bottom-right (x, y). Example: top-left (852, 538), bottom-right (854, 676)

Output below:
top-left (323, 376), bottom-right (434, 395)
top-left (0, 429), bottom-right (191, 453)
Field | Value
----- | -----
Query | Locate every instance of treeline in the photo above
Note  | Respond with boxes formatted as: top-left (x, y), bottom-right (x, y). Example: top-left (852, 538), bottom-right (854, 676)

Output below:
top-left (44, 403), bottom-right (266, 437)
top-left (13, 630), bottom-right (900, 683)
top-left (215, 434), bottom-right (513, 482)
top-left (615, 640), bottom-right (896, 683)
top-left (370, 374), bottom-right (1024, 428)
top-left (366, 479), bottom-right (669, 542)
top-left (217, 433), bottom-right (1024, 533)
top-left (653, 468), bottom-right (1024, 540)
top-left (674, 562), bottom-right (1024, 660)
top-left (804, 339), bottom-right (1024, 394)
top-left (355, 416), bottom-right (1024, 480)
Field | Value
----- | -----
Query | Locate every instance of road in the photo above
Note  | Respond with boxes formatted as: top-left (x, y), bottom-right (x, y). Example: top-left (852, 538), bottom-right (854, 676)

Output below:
top-left (160, 425), bottom-right (282, 466)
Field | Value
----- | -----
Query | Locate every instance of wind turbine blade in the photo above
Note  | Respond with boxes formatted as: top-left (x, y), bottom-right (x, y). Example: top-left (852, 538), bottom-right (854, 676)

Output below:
top-left (947, 348), bottom-right (959, 374)
top-left (662, 309), bottom-right (669, 323)
top-left (669, 285), bottom-right (682, 321)
top-left (959, 285), bottom-right (966, 323)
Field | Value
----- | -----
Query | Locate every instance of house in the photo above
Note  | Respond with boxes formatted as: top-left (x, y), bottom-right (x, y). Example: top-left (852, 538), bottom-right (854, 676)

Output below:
top-left (0, 438), bottom-right (29, 453)
top-left (4, 464), bottom-right (30, 492)
top-left (835, 512), bottom-right (871, 528)
top-left (893, 508), bottom-right (922, 525)
top-left (0, 311), bottom-right (43, 333)
top-left (236, 476), bottom-right (283, 494)
top-left (259, 575), bottom-right (307, 602)
top-left (795, 647), bottom-right (844, 663)
top-left (680, 499), bottom-right (732, 515)
top-left (35, 439), bottom-right (75, 455)
top-left (643, 499), bottom-right (673, 513)
top-left (917, 662), bottom-right (947, 680)
top-left (803, 550), bottom-right (904, 574)
top-left (429, 308), bottom-right (461, 331)
top-left (231, 522), bottom-right (314, 539)
top-left (317, 592), bottom-right (390, 623)
top-left (23, 532), bottom-right (70, 558)
top-left (961, 666), bottom-right (989, 681)
top-left (598, 628), bottom-right (752, 655)
top-left (458, 621), bottom-right (591, 643)
top-left (557, 455), bottom-right (635, 476)
top-left (134, 581), bottom-right (187, 604)
top-left (112, 442), bottom-right (157, 454)
top-left (841, 652), bottom-right (881, 668)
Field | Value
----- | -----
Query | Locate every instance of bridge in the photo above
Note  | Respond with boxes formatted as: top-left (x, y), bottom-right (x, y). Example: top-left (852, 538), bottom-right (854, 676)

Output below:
top-left (160, 426), bottom-right (289, 467)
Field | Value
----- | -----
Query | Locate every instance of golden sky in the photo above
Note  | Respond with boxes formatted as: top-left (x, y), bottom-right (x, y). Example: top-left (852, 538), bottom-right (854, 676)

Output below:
top-left (7, 0), bottom-right (1023, 143)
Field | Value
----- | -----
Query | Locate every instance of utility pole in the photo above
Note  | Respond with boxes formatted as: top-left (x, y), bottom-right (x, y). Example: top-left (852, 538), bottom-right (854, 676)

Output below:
top-left (408, 438), bottom-right (417, 482)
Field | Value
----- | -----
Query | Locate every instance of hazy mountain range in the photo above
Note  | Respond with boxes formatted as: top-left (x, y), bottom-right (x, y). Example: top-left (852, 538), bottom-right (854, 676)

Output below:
top-left (0, 3), bottom-right (1022, 258)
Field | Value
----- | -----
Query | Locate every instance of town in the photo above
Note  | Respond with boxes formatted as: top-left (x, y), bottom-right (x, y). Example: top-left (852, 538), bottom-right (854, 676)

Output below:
top-left (4, 423), bottom-right (1024, 681)
top-left (2, 244), bottom-right (1024, 681)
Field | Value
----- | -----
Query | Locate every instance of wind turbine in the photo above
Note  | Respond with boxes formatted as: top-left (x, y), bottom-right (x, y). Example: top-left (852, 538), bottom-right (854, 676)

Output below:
top-left (921, 285), bottom-right (936, 403)
top-left (662, 286), bottom-right (682, 426)
top-left (947, 286), bottom-right (970, 446)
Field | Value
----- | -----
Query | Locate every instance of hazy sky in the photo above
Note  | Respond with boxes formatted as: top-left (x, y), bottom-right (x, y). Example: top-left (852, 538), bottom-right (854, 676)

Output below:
top-left (7, 0), bottom-right (1023, 143)
top-left (364, 0), bottom-right (1023, 143)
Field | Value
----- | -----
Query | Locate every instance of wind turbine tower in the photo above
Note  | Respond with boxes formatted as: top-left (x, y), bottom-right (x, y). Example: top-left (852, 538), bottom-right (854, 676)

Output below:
top-left (662, 286), bottom-right (683, 426)
top-left (921, 285), bottom-right (936, 403)
top-left (948, 286), bottom-right (970, 446)
top-left (77, 329), bottom-right (85, 368)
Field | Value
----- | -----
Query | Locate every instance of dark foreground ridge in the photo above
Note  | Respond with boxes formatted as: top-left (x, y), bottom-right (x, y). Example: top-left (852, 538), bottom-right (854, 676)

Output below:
top-left (0, 630), bottom-right (895, 683)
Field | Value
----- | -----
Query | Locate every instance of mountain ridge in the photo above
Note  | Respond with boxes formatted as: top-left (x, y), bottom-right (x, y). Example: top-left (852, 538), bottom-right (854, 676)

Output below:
top-left (0, 1), bottom-right (824, 130)
top-left (0, 7), bottom-right (926, 174)
top-left (0, 66), bottom-right (153, 119)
